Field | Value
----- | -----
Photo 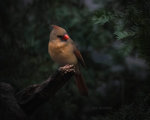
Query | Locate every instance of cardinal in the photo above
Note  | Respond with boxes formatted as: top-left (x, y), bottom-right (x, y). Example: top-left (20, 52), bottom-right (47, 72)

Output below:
top-left (48, 25), bottom-right (88, 96)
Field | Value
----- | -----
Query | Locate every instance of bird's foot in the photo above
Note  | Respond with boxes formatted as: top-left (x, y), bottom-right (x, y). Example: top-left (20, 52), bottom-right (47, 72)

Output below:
top-left (58, 64), bottom-right (75, 74)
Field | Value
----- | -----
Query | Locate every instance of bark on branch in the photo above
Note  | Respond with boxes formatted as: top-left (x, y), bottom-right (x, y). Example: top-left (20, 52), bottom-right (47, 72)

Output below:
top-left (0, 65), bottom-right (75, 120)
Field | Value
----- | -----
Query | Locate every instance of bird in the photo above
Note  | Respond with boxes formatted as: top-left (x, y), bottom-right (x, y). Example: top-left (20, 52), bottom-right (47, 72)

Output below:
top-left (48, 25), bottom-right (88, 96)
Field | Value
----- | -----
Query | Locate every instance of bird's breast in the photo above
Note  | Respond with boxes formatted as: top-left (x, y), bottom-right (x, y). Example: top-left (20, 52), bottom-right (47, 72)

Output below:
top-left (48, 40), bottom-right (77, 65)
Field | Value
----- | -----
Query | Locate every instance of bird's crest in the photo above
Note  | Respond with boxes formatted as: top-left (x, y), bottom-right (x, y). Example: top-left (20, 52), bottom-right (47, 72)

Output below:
top-left (51, 25), bottom-right (62, 30)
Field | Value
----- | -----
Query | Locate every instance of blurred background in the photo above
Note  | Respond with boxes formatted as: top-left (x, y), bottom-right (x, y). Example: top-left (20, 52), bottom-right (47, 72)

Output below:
top-left (0, 0), bottom-right (150, 120)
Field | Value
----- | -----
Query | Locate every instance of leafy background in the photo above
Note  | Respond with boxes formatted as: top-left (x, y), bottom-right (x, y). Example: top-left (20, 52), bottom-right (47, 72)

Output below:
top-left (0, 0), bottom-right (150, 120)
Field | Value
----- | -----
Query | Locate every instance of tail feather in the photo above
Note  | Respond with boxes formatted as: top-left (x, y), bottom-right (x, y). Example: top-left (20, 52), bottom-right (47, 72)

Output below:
top-left (75, 73), bottom-right (88, 96)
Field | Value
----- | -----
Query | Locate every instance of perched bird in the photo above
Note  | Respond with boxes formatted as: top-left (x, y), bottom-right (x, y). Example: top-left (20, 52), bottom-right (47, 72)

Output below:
top-left (48, 25), bottom-right (88, 96)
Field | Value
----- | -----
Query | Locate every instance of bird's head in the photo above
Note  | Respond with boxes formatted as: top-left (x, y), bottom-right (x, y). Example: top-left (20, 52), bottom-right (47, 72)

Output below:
top-left (50, 25), bottom-right (70, 42)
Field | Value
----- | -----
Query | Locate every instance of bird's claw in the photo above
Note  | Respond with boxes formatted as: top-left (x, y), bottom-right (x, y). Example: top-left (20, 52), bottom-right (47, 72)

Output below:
top-left (59, 64), bottom-right (76, 74)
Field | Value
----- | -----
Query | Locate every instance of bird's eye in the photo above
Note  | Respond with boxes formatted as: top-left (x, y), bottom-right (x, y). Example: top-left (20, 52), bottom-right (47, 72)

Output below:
top-left (57, 34), bottom-right (69, 41)
top-left (57, 35), bottom-right (63, 38)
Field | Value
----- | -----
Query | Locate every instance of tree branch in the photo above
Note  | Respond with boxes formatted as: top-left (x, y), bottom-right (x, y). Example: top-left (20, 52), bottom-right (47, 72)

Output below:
top-left (16, 64), bottom-right (75, 115)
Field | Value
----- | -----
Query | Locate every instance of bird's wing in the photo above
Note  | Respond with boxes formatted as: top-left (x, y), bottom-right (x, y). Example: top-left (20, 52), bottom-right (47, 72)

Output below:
top-left (73, 46), bottom-right (86, 67)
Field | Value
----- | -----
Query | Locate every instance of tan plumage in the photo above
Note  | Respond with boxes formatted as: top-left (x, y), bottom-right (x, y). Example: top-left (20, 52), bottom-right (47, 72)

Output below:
top-left (48, 25), bottom-right (88, 96)
top-left (48, 37), bottom-right (78, 65)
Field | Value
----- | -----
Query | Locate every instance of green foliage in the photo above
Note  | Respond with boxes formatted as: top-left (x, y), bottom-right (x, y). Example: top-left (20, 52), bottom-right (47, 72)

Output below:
top-left (92, 11), bottom-right (114, 25)
top-left (93, 0), bottom-right (150, 64)
top-left (114, 31), bottom-right (135, 40)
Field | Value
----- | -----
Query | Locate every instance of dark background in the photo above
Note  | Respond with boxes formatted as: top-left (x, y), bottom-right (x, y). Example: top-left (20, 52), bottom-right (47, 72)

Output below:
top-left (0, 0), bottom-right (150, 120)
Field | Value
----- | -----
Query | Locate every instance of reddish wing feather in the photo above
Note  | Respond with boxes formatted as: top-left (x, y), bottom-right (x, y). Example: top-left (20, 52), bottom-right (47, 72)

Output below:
top-left (74, 48), bottom-right (86, 67)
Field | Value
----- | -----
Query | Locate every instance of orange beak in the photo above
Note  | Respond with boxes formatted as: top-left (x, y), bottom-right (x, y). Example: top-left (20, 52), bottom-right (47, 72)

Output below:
top-left (63, 34), bottom-right (69, 40)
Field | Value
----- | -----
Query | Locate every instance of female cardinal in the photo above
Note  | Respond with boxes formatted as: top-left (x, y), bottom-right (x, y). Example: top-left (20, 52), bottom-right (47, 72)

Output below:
top-left (48, 25), bottom-right (88, 96)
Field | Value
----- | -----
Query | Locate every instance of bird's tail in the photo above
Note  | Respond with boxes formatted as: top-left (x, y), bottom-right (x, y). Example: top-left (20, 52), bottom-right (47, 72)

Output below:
top-left (75, 73), bottom-right (88, 96)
